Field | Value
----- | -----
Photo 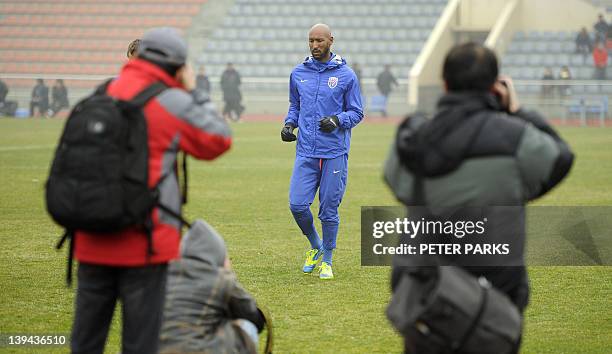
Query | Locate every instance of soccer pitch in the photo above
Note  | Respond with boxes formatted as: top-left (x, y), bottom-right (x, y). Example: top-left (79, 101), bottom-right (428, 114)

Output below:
top-left (0, 118), bottom-right (610, 353)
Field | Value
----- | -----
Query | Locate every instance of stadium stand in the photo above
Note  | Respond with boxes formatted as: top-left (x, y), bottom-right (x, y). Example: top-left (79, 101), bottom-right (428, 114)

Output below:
top-left (1, 0), bottom-right (451, 115)
top-left (199, 0), bottom-right (448, 83)
top-left (501, 30), bottom-right (612, 94)
top-left (0, 0), bottom-right (208, 109)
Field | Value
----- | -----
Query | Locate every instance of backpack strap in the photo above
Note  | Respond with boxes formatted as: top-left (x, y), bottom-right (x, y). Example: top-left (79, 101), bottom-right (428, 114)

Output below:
top-left (180, 152), bottom-right (188, 204)
top-left (157, 203), bottom-right (192, 229)
top-left (455, 283), bottom-right (489, 352)
top-left (94, 79), bottom-right (114, 96)
top-left (130, 82), bottom-right (167, 107)
top-left (55, 229), bottom-right (75, 287)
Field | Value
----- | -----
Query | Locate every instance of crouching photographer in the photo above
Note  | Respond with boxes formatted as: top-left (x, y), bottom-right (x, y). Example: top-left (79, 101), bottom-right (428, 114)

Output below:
top-left (159, 220), bottom-right (272, 354)
top-left (383, 43), bottom-right (574, 353)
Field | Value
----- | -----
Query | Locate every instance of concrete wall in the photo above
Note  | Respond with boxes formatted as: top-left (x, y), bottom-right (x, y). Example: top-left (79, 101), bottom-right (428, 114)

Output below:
top-left (408, 0), bottom-right (461, 110)
top-left (458, 0), bottom-right (508, 30)
top-left (460, 0), bottom-right (598, 32)
top-left (411, 0), bottom-right (600, 112)
top-left (519, 0), bottom-right (599, 31)
top-left (485, 0), bottom-right (521, 56)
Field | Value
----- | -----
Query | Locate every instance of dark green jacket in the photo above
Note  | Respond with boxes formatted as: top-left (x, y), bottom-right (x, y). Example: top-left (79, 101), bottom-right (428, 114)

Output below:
top-left (384, 93), bottom-right (574, 309)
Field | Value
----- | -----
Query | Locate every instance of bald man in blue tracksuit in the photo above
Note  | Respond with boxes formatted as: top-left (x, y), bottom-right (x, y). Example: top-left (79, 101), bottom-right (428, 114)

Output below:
top-left (281, 24), bottom-right (363, 280)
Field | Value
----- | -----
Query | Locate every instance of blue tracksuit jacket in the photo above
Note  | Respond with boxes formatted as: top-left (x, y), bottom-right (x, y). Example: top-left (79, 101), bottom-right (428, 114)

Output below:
top-left (284, 53), bottom-right (363, 158)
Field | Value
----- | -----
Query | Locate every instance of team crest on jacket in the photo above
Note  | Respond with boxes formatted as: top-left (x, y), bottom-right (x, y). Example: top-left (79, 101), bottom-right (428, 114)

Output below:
top-left (328, 77), bottom-right (338, 89)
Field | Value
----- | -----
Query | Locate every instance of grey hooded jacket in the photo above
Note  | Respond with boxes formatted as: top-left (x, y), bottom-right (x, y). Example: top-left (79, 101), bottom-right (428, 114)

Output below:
top-left (159, 220), bottom-right (263, 354)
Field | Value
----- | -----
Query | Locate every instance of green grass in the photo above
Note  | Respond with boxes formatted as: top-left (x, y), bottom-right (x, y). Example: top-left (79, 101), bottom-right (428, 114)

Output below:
top-left (0, 118), bottom-right (610, 353)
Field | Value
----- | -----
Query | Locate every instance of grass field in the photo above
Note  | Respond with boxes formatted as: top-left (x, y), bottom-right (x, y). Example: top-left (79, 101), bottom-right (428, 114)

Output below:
top-left (0, 118), bottom-right (611, 353)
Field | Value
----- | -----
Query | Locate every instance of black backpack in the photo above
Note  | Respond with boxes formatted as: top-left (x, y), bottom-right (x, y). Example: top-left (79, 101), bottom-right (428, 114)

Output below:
top-left (46, 80), bottom-right (190, 284)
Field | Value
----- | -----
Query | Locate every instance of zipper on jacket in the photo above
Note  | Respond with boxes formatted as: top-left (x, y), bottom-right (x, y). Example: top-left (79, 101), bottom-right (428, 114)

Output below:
top-left (313, 70), bottom-right (321, 156)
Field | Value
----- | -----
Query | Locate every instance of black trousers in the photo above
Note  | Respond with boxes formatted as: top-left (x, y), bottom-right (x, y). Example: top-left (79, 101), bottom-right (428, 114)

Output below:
top-left (223, 98), bottom-right (244, 120)
top-left (71, 262), bottom-right (168, 354)
top-left (30, 101), bottom-right (48, 116)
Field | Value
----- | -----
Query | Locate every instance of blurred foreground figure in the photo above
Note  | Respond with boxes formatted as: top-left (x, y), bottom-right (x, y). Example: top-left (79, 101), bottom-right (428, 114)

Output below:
top-left (68, 27), bottom-right (231, 354)
top-left (159, 220), bottom-right (269, 354)
top-left (384, 42), bottom-right (574, 354)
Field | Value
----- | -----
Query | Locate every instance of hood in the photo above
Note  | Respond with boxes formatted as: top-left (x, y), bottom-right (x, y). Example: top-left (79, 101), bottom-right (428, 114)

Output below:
top-left (120, 58), bottom-right (184, 89)
top-left (396, 92), bottom-right (501, 177)
top-left (179, 219), bottom-right (227, 267)
top-left (303, 53), bottom-right (346, 71)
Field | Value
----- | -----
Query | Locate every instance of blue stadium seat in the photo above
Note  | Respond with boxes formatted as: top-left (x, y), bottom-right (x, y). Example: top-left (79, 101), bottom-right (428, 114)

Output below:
top-left (556, 55), bottom-right (571, 66)
top-left (514, 55), bottom-right (528, 66)
top-left (534, 42), bottom-right (548, 53)
top-left (576, 67), bottom-right (592, 79)
top-left (560, 41), bottom-right (574, 52)
top-left (585, 85), bottom-right (601, 94)
top-left (549, 42), bottom-right (562, 53)
top-left (528, 55), bottom-right (544, 66)
top-left (514, 31), bottom-right (527, 41)
top-left (521, 67), bottom-right (537, 79)
top-left (519, 42), bottom-right (535, 53)
top-left (570, 55), bottom-right (586, 66)
top-left (543, 56), bottom-right (556, 67)
top-left (506, 41), bottom-right (521, 53)
top-left (503, 67), bottom-right (521, 78)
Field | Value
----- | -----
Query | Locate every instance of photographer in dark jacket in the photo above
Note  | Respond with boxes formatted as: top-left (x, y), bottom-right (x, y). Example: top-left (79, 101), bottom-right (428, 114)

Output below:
top-left (384, 42), bottom-right (574, 353)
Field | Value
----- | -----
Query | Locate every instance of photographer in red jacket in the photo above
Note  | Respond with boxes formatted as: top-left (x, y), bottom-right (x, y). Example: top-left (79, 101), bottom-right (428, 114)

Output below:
top-left (70, 27), bottom-right (232, 354)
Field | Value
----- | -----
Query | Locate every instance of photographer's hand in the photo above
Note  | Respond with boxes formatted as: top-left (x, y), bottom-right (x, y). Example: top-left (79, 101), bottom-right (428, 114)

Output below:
top-left (493, 75), bottom-right (520, 114)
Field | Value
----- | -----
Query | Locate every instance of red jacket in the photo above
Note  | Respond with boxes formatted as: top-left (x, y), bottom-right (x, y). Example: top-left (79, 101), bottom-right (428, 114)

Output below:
top-left (75, 59), bottom-right (232, 266)
top-left (593, 47), bottom-right (608, 68)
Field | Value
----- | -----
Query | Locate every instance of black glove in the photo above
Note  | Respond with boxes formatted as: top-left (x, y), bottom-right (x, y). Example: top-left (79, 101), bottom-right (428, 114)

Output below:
top-left (319, 115), bottom-right (339, 133)
top-left (281, 123), bottom-right (297, 142)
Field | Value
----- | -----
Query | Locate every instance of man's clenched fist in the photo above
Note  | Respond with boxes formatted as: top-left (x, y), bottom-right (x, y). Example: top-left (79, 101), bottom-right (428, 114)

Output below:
top-left (281, 123), bottom-right (297, 142)
top-left (319, 115), bottom-right (339, 133)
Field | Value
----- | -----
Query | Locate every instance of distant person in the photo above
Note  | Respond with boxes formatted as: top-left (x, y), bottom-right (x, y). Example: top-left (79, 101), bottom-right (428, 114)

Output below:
top-left (220, 63), bottom-right (244, 121)
top-left (593, 41), bottom-right (608, 80)
top-left (0, 78), bottom-right (7, 106)
top-left (376, 64), bottom-right (398, 98)
top-left (0, 78), bottom-right (17, 117)
top-left (594, 14), bottom-right (608, 42)
top-left (558, 65), bottom-right (572, 97)
top-left (376, 64), bottom-right (398, 117)
top-left (195, 66), bottom-right (211, 95)
top-left (127, 39), bottom-right (140, 59)
top-left (384, 42), bottom-right (574, 354)
top-left (541, 67), bottom-right (555, 98)
top-left (159, 220), bottom-right (267, 354)
top-left (30, 78), bottom-right (49, 117)
top-left (575, 27), bottom-right (593, 57)
top-left (50, 79), bottom-right (69, 117)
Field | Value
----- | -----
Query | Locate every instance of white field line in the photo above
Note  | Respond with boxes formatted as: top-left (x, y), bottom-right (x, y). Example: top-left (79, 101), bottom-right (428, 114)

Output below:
top-left (0, 145), bottom-right (54, 152)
